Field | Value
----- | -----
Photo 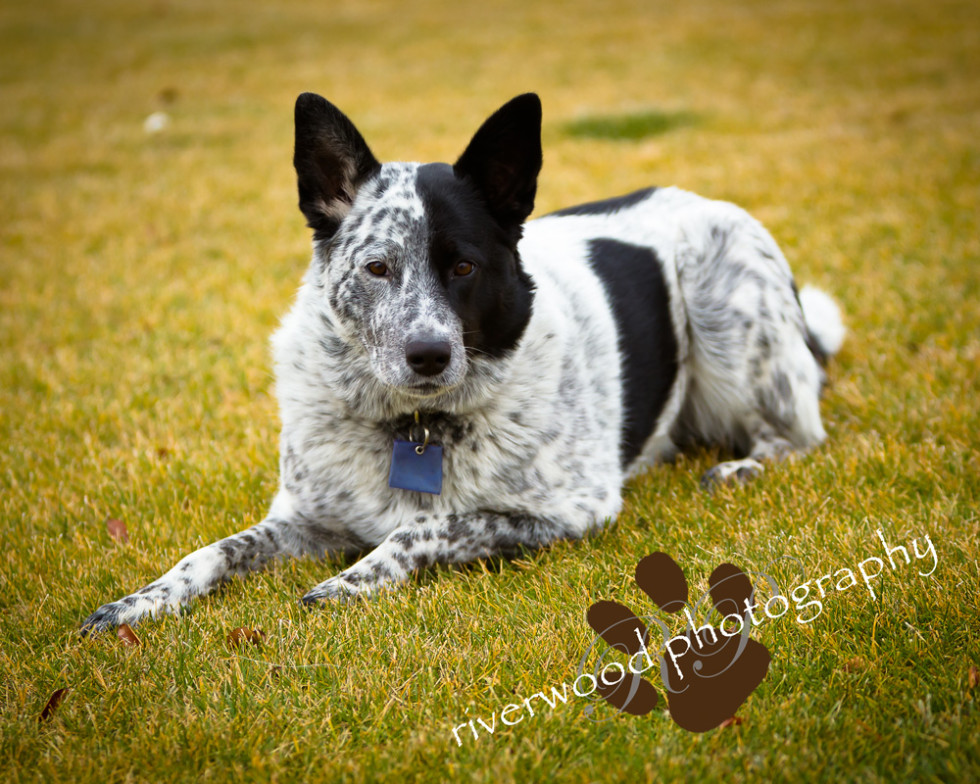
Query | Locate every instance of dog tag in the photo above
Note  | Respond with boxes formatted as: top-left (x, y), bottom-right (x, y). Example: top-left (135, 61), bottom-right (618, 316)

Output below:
top-left (388, 440), bottom-right (443, 495)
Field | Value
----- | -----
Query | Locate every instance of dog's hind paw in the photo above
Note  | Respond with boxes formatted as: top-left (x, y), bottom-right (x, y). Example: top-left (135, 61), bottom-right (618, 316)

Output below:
top-left (700, 458), bottom-right (764, 490)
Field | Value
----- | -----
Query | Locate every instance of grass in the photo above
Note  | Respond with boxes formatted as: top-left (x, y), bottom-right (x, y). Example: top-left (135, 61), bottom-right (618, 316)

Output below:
top-left (1, 0), bottom-right (979, 781)
top-left (561, 109), bottom-right (700, 141)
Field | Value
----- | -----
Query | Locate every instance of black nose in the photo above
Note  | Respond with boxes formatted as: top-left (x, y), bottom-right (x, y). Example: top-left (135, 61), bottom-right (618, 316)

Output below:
top-left (405, 340), bottom-right (452, 377)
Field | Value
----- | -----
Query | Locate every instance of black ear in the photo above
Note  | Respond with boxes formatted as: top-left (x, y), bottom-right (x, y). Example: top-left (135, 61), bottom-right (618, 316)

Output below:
top-left (293, 93), bottom-right (381, 239)
top-left (453, 93), bottom-right (543, 230)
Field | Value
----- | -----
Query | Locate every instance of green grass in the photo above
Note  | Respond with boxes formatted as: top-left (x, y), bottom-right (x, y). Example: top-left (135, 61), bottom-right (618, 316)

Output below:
top-left (2, 0), bottom-right (979, 781)
top-left (562, 109), bottom-right (700, 141)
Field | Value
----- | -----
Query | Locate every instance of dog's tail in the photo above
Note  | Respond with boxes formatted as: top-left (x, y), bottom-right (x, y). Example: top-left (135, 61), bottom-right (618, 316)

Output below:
top-left (799, 285), bottom-right (845, 363)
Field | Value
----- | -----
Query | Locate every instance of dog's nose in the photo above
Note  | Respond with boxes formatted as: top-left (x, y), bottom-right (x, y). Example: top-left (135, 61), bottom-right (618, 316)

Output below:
top-left (405, 340), bottom-right (452, 377)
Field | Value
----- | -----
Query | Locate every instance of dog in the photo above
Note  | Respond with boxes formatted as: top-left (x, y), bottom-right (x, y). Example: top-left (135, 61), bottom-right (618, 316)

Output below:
top-left (82, 92), bottom-right (843, 632)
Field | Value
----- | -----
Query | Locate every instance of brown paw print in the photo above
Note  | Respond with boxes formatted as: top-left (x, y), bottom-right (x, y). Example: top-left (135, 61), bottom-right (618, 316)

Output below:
top-left (586, 552), bottom-right (771, 732)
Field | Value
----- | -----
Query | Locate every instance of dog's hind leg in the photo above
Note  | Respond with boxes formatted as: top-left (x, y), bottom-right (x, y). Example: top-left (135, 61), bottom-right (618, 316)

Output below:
top-left (694, 317), bottom-right (829, 490)
top-left (300, 511), bottom-right (573, 603)
top-left (81, 505), bottom-right (357, 633)
top-left (695, 301), bottom-right (830, 491)
top-left (698, 296), bottom-right (826, 489)
top-left (673, 200), bottom-right (837, 491)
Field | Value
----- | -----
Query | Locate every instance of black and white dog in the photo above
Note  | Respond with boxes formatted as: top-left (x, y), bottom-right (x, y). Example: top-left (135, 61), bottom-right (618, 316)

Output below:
top-left (82, 93), bottom-right (843, 631)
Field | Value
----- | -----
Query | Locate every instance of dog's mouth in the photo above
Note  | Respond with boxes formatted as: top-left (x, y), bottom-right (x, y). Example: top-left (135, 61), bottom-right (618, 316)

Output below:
top-left (401, 381), bottom-right (456, 398)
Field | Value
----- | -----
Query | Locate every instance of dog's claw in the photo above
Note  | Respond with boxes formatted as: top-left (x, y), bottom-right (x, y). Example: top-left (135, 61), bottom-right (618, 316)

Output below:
top-left (700, 459), bottom-right (764, 491)
top-left (301, 578), bottom-right (359, 606)
top-left (80, 602), bottom-right (126, 635)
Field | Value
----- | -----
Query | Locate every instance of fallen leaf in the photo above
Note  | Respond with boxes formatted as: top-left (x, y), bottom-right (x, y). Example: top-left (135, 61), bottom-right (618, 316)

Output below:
top-left (718, 716), bottom-right (744, 729)
top-left (969, 665), bottom-right (979, 689)
top-left (227, 627), bottom-right (265, 648)
top-left (843, 656), bottom-right (866, 673)
top-left (117, 624), bottom-right (142, 647)
top-left (39, 688), bottom-right (69, 724)
top-left (106, 517), bottom-right (129, 544)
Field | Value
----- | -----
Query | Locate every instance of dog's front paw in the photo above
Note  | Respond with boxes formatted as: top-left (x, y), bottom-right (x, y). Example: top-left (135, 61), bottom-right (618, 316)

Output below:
top-left (80, 600), bottom-right (136, 635)
top-left (301, 559), bottom-right (408, 606)
top-left (301, 575), bottom-right (363, 606)
top-left (80, 581), bottom-right (177, 635)
top-left (700, 458), bottom-right (764, 490)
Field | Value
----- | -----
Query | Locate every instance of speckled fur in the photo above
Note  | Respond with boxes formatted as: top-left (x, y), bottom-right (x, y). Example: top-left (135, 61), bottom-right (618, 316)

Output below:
top-left (81, 93), bottom-right (842, 632)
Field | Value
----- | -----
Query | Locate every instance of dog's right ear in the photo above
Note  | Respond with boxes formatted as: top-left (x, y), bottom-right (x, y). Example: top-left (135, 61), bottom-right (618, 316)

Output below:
top-left (293, 93), bottom-right (381, 239)
top-left (453, 93), bottom-right (543, 232)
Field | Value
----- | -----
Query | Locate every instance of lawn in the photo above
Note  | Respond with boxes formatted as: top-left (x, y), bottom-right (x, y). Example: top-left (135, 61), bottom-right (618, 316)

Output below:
top-left (1, 0), bottom-right (978, 781)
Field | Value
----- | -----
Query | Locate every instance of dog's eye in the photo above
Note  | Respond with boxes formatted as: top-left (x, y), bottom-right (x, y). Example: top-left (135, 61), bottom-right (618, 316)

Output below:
top-left (453, 260), bottom-right (476, 277)
top-left (366, 261), bottom-right (390, 277)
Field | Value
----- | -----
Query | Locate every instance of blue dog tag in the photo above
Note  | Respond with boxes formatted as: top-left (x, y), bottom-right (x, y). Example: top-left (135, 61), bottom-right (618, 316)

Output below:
top-left (388, 440), bottom-right (443, 495)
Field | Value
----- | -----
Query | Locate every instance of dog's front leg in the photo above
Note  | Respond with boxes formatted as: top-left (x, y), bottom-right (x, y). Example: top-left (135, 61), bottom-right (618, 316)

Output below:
top-left (81, 513), bottom-right (352, 633)
top-left (301, 511), bottom-right (571, 603)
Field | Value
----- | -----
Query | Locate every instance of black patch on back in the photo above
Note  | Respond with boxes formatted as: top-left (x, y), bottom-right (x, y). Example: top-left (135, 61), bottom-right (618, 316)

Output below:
top-left (588, 239), bottom-right (678, 467)
top-left (416, 163), bottom-right (535, 358)
top-left (548, 187), bottom-right (657, 218)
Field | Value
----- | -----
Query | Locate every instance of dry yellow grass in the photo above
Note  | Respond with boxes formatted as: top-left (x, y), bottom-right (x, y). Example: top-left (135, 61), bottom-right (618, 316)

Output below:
top-left (2, 0), bottom-right (979, 781)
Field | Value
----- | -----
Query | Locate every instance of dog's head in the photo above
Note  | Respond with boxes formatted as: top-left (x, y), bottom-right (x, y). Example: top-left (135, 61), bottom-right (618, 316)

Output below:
top-left (293, 93), bottom-right (540, 402)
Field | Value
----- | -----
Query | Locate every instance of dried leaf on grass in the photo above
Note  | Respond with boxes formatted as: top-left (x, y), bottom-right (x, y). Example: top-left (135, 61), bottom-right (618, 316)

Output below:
top-left (105, 517), bottom-right (129, 544)
top-left (39, 688), bottom-right (69, 724)
top-left (117, 624), bottom-right (142, 647)
top-left (227, 627), bottom-right (265, 648)
top-left (969, 665), bottom-right (979, 689)
top-left (718, 716), bottom-right (744, 729)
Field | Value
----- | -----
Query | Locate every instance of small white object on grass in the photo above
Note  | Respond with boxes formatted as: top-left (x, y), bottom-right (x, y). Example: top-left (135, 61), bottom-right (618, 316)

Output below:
top-left (144, 111), bottom-right (170, 134)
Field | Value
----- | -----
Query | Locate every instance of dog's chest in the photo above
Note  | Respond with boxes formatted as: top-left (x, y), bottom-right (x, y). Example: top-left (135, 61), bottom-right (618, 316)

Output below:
top-left (278, 408), bottom-right (549, 532)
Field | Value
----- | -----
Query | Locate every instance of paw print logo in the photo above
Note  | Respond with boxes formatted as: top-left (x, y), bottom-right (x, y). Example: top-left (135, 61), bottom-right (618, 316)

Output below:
top-left (582, 552), bottom-right (771, 732)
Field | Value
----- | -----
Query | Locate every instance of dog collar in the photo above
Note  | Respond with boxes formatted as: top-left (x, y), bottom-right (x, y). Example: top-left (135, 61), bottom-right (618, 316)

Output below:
top-left (388, 410), bottom-right (443, 495)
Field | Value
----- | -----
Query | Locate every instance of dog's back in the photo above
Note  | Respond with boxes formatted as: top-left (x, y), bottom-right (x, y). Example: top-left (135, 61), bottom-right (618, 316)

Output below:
top-left (522, 184), bottom-right (841, 481)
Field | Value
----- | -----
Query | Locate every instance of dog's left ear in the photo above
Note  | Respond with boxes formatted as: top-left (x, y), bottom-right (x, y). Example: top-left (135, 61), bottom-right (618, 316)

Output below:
top-left (293, 93), bottom-right (382, 239)
top-left (454, 93), bottom-right (543, 230)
